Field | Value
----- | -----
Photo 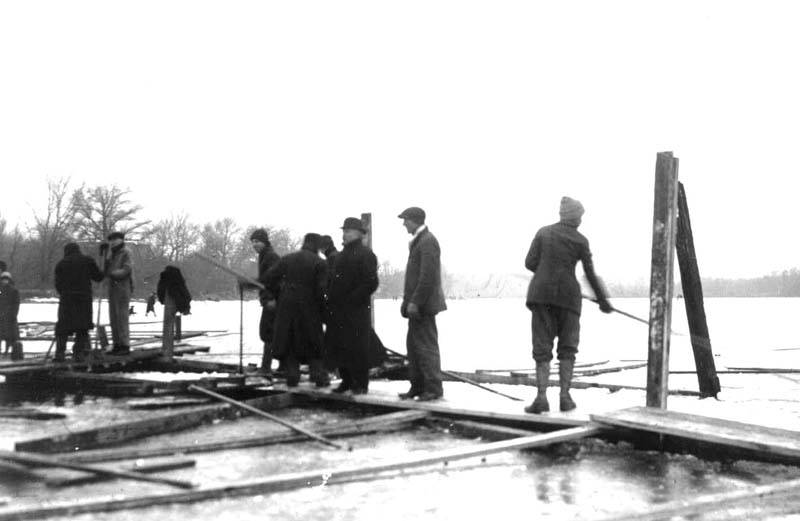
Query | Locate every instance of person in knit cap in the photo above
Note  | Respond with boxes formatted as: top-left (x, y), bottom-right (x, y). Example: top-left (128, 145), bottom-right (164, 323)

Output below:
top-left (244, 228), bottom-right (281, 380)
top-left (524, 196), bottom-right (613, 414)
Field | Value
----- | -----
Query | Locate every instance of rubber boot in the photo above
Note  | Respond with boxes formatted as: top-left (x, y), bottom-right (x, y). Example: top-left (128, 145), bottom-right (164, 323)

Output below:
top-left (54, 336), bottom-right (68, 363)
top-left (559, 358), bottom-right (577, 412)
top-left (258, 342), bottom-right (273, 380)
top-left (524, 361), bottom-right (550, 414)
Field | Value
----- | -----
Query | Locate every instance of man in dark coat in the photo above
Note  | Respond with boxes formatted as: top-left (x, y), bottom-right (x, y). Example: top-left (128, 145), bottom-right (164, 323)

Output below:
top-left (398, 207), bottom-right (447, 401)
top-left (244, 228), bottom-right (281, 378)
top-left (54, 243), bottom-right (104, 362)
top-left (265, 233), bottom-right (328, 387)
top-left (325, 217), bottom-right (380, 395)
top-left (103, 231), bottom-right (134, 355)
top-left (524, 196), bottom-right (613, 414)
top-left (0, 271), bottom-right (22, 360)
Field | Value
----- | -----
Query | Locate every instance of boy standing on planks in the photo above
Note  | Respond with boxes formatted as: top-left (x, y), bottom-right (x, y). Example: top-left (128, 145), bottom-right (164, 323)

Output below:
top-left (524, 196), bottom-right (613, 414)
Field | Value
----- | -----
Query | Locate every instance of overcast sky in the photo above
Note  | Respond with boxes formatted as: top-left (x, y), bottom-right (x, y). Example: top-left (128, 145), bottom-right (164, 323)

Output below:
top-left (2, 1), bottom-right (799, 283)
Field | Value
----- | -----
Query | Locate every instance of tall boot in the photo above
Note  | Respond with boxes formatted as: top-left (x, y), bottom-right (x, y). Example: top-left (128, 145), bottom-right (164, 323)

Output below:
top-left (54, 336), bottom-right (68, 363)
top-left (524, 361), bottom-right (550, 414)
top-left (559, 358), bottom-right (577, 412)
top-left (259, 342), bottom-right (273, 378)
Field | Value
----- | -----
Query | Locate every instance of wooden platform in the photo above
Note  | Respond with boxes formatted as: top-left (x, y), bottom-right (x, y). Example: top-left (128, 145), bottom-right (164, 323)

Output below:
top-left (591, 406), bottom-right (800, 462)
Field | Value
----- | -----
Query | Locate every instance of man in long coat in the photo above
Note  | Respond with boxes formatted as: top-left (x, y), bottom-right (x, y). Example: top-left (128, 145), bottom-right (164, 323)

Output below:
top-left (54, 242), bottom-right (104, 362)
top-left (0, 271), bottom-right (22, 360)
top-left (248, 228), bottom-right (281, 378)
top-left (265, 233), bottom-right (328, 387)
top-left (524, 196), bottom-right (613, 414)
top-left (398, 207), bottom-right (447, 401)
top-left (103, 231), bottom-right (134, 355)
top-left (325, 217), bottom-right (380, 394)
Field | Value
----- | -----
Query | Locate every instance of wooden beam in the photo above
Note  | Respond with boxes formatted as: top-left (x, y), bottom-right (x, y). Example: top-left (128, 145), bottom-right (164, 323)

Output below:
top-left (647, 151), bottom-right (680, 408)
top-left (676, 182), bottom-right (720, 398)
top-left (15, 393), bottom-right (297, 453)
top-left (430, 418), bottom-right (544, 441)
top-left (0, 426), bottom-right (602, 520)
top-left (62, 410), bottom-right (429, 464)
top-left (46, 457), bottom-right (196, 488)
top-left (0, 450), bottom-right (194, 489)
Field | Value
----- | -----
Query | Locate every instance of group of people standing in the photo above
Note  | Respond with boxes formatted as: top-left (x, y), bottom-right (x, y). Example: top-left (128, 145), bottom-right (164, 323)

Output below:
top-left (248, 207), bottom-right (448, 401)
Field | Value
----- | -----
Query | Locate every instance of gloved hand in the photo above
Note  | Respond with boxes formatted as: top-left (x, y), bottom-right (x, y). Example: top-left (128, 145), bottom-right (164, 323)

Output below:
top-left (406, 302), bottom-right (420, 320)
top-left (599, 299), bottom-right (614, 314)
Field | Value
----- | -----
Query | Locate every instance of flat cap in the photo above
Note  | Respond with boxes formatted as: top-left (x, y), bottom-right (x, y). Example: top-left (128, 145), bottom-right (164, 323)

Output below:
top-left (397, 207), bottom-right (426, 223)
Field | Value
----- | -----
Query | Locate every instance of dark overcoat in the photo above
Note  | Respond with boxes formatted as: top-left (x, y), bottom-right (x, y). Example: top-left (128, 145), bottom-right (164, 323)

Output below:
top-left (0, 282), bottom-right (20, 341)
top-left (265, 247), bottom-right (327, 360)
top-left (255, 246), bottom-right (280, 343)
top-left (54, 248), bottom-right (104, 335)
top-left (325, 240), bottom-right (384, 368)
top-left (402, 227), bottom-right (447, 316)
top-left (156, 266), bottom-right (192, 314)
top-left (524, 221), bottom-right (606, 314)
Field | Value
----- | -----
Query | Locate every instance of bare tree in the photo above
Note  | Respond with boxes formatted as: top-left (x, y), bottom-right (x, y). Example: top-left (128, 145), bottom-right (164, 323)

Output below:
top-left (72, 184), bottom-right (149, 242)
top-left (148, 213), bottom-right (200, 262)
top-left (29, 176), bottom-right (80, 286)
top-left (0, 215), bottom-right (23, 272)
top-left (199, 218), bottom-right (241, 264)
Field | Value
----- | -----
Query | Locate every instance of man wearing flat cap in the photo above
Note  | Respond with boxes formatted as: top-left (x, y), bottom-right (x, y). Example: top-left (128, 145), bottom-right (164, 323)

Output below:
top-left (524, 196), bottom-right (613, 414)
top-left (325, 217), bottom-right (380, 394)
top-left (398, 207), bottom-right (447, 401)
top-left (104, 231), bottom-right (134, 355)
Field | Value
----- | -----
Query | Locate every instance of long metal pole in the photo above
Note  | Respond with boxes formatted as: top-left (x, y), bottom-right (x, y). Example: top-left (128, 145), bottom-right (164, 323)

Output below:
top-left (238, 284), bottom-right (244, 375)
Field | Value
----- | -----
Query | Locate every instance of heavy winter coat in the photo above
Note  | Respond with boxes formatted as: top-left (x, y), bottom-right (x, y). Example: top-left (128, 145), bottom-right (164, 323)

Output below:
top-left (255, 245), bottom-right (280, 305)
top-left (156, 266), bottom-right (192, 315)
top-left (402, 228), bottom-right (447, 316)
top-left (325, 240), bottom-right (383, 369)
top-left (525, 221), bottom-right (608, 314)
top-left (0, 282), bottom-right (20, 341)
top-left (265, 246), bottom-right (327, 360)
top-left (54, 245), bottom-right (104, 335)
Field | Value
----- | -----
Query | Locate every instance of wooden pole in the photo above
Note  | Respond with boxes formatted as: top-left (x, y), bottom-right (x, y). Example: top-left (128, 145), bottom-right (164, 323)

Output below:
top-left (161, 293), bottom-right (176, 361)
top-left (187, 385), bottom-right (347, 450)
top-left (361, 212), bottom-right (375, 329)
top-left (647, 151), bottom-right (680, 409)
top-left (193, 252), bottom-right (264, 290)
top-left (675, 182), bottom-right (720, 398)
top-left (0, 450), bottom-right (195, 489)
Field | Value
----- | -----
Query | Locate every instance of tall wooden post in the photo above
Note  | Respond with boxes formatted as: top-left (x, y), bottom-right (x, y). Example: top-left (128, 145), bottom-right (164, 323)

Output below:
top-left (161, 293), bottom-right (176, 361)
top-left (361, 212), bottom-right (375, 328)
top-left (676, 182), bottom-right (720, 398)
top-left (647, 152), bottom-right (680, 408)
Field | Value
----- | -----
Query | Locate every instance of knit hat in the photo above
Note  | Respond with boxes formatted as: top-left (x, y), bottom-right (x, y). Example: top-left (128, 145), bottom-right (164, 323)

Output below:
top-left (559, 196), bottom-right (585, 223)
top-left (249, 228), bottom-right (270, 245)
top-left (64, 242), bottom-right (81, 256)
top-left (107, 231), bottom-right (125, 241)
top-left (302, 233), bottom-right (322, 251)
top-left (0, 272), bottom-right (11, 281)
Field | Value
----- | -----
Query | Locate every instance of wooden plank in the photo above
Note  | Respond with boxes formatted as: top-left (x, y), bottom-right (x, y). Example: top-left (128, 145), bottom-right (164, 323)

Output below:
top-left (591, 407), bottom-right (800, 460)
top-left (291, 387), bottom-right (588, 430)
top-left (595, 476), bottom-right (800, 521)
top-left (0, 426), bottom-right (602, 520)
top-left (0, 409), bottom-right (66, 420)
top-left (647, 151), bottom-right (680, 408)
top-left (15, 393), bottom-right (297, 453)
top-left (46, 457), bottom-right (196, 488)
top-left (675, 182), bottom-right (720, 398)
top-left (63, 410), bottom-right (429, 463)
top-left (127, 398), bottom-right (211, 410)
top-left (0, 450), bottom-right (194, 489)
top-left (147, 358), bottom-right (241, 374)
top-left (431, 419), bottom-right (544, 441)
top-left (445, 370), bottom-right (702, 397)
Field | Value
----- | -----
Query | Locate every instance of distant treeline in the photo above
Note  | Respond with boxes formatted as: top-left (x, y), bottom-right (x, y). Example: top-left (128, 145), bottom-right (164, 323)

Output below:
top-left (605, 268), bottom-right (800, 298)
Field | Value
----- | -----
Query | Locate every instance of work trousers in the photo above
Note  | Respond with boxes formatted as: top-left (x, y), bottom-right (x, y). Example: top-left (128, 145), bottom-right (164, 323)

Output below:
top-left (406, 314), bottom-right (443, 396)
top-left (108, 282), bottom-right (131, 348)
top-left (55, 330), bottom-right (90, 360)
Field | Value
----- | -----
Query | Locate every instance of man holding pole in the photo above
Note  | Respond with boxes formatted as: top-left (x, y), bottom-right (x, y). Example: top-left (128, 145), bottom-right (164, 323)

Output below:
top-left (523, 196), bottom-right (613, 414)
top-left (248, 228), bottom-right (281, 379)
top-left (397, 207), bottom-right (447, 402)
top-left (103, 231), bottom-right (134, 355)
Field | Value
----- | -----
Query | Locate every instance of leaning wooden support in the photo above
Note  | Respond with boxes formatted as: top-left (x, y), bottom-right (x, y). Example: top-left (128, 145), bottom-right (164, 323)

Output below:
top-left (675, 182), bottom-right (720, 398)
top-left (0, 450), bottom-right (194, 489)
top-left (63, 410), bottom-right (428, 464)
top-left (647, 151), bottom-right (680, 408)
top-left (193, 252), bottom-right (264, 290)
top-left (188, 385), bottom-right (347, 450)
top-left (0, 426), bottom-right (602, 520)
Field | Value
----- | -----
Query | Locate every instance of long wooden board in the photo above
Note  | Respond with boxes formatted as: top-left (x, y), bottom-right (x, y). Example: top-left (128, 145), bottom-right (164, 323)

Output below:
top-left (45, 457), bottom-right (196, 488)
top-left (63, 410), bottom-right (429, 463)
top-left (0, 426), bottom-right (602, 520)
top-left (15, 393), bottom-right (297, 453)
top-left (591, 407), bottom-right (800, 461)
